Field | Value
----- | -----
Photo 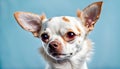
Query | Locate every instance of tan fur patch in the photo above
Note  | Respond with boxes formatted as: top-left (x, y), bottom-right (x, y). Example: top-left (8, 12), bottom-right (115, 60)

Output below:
top-left (40, 13), bottom-right (46, 21)
top-left (61, 36), bottom-right (67, 45)
top-left (62, 17), bottom-right (70, 22)
top-left (75, 25), bottom-right (81, 36)
top-left (76, 26), bottom-right (81, 33)
top-left (77, 9), bottom-right (81, 18)
top-left (32, 32), bottom-right (39, 37)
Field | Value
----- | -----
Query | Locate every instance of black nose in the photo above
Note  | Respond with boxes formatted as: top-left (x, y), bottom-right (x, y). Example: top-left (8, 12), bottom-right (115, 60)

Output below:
top-left (49, 42), bottom-right (58, 50)
top-left (48, 40), bottom-right (62, 53)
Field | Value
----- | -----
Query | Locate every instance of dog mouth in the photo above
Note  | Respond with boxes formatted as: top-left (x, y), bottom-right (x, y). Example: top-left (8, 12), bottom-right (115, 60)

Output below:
top-left (49, 52), bottom-right (73, 60)
top-left (52, 53), bottom-right (71, 57)
top-left (52, 53), bottom-right (66, 56)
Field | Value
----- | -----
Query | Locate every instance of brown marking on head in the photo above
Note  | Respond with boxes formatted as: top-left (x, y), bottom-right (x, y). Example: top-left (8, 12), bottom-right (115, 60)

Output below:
top-left (75, 25), bottom-right (81, 33)
top-left (62, 17), bottom-right (70, 22)
top-left (74, 25), bottom-right (81, 36)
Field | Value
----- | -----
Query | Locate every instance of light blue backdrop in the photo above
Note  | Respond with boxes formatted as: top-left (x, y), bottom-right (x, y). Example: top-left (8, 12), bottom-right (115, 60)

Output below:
top-left (0, 0), bottom-right (120, 69)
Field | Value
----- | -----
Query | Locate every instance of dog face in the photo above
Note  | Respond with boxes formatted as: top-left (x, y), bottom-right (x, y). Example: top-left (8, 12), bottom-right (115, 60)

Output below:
top-left (39, 16), bottom-right (86, 60)
top-left (14, 2), bottom-right (102, 60)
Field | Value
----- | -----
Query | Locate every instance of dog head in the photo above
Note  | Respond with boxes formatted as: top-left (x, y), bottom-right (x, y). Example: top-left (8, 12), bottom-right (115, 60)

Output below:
top-left (14, 1), bottom-right (102, 60)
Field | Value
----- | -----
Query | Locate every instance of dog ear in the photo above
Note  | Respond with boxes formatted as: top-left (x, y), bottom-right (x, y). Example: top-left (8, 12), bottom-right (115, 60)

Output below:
top-left (77, 1), bottom-right (103, 31)
top-left (14, 12), bottom-right (46, 37)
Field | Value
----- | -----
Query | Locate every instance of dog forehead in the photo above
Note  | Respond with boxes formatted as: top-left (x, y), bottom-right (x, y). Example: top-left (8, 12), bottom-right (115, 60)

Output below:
top-left (41, 16), bottom-right (85, 35)
top-left (44, 16), bottom-right (81, 29)
top-left (48, 16), bottom-right (78, 23)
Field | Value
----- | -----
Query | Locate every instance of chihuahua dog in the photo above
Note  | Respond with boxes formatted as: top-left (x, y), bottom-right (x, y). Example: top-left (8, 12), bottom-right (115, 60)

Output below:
top-left (14, 1), bottom-right (103, 69)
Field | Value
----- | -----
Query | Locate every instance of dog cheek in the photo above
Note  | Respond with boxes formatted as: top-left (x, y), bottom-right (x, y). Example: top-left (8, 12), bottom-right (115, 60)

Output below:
top-left (70, 44), bottom-right (79, 53)
top-left (75, 39), bottom-right (82, 50)
top-left (41, 41), bottom-right (48, 49)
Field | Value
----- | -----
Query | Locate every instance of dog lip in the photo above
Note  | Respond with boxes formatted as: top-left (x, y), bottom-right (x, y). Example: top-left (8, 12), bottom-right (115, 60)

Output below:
top-left (52, 53), bottom-right (66, 56)
top-left (51, 53), bottom-right (72, 57)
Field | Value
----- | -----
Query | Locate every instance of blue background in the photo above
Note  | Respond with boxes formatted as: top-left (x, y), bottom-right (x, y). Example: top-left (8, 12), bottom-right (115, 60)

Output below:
top-left (0, 0), bottom-right (120, 69)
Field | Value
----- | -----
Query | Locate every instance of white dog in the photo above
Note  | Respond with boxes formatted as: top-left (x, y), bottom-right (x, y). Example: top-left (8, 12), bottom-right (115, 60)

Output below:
top-left (14, 1), bottom-right (103, 69)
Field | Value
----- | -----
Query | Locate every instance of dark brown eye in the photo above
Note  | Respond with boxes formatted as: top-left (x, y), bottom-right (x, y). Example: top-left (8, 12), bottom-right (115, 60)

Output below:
top-left (41, 33), bottom-right (49, 42)
top-left (67, 32), bottom-right (76, 39)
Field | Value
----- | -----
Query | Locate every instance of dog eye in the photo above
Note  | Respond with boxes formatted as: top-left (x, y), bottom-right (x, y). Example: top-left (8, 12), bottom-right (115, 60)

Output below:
top-left (41, 33), bottom-right (49, 42)
top-left (66, 32), bottom-right (76, 39)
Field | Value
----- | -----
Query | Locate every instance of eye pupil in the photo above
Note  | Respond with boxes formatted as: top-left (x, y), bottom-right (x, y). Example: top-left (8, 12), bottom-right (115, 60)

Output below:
top-left (41, 33), bottom-right (49, 41)
top-left (67, 32), bottom-right (76, 38)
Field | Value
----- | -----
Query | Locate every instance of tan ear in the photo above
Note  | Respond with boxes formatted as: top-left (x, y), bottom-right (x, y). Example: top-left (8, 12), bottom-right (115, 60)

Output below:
top-left (14, 12), bottom-right (46, 37)
top-left (78, 1), bottom-right (103, 31)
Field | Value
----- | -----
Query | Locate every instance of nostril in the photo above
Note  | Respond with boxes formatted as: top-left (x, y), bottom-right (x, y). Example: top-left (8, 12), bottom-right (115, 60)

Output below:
top-left (53, 44), bottom-right (58, 48)
top-left (49, 44), bottom-right (54, 49)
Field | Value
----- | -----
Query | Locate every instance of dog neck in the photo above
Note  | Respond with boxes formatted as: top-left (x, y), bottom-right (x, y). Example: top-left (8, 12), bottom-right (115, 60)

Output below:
top-left (40, 39), bottom-right (93, 69)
